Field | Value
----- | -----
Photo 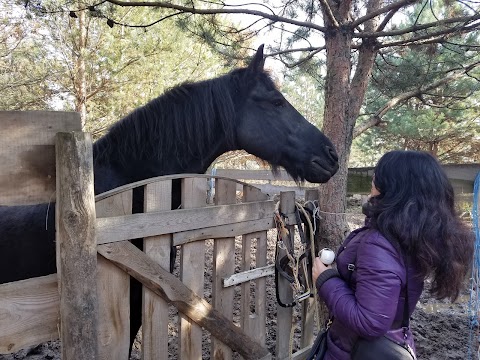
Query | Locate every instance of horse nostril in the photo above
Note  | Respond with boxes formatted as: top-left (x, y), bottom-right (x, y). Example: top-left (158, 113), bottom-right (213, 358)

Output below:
top-left (327, 146), bottom-right (338, 163)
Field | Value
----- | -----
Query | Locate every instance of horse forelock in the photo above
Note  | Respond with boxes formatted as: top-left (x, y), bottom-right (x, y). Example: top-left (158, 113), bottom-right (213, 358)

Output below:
top-left (93, 72), bottom-right (242, 168)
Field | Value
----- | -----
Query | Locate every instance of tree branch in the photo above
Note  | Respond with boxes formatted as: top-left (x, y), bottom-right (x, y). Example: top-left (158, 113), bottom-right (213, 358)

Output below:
top-left (350, 0), bottom-right (419, 29)
top-left (375, 8), bottom-right (399, 32)
top-left (355, 13), bottom-right (480, 38)
top-left (378, 26), bottom-right (475, 48)
top-left (103, 0), bottom-right (327, 32)
top-left (353, 61), bottom-right (480, 138)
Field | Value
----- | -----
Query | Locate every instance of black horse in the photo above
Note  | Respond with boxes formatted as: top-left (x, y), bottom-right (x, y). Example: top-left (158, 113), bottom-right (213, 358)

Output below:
top-left (0, 45), bottom-right (338, 352)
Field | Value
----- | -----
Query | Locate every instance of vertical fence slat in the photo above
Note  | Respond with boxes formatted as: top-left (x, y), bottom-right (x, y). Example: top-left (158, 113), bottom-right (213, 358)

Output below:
top-left (242, 186), bottom-right (269, 346)
top-left (241, 232), bottom-right (252, 336)
top-left (179, 178), bottom-right (207, 359)
top-left (96, 191), bottom-right (132, 360)
top-left (142, 180), bottom-right (172, 360)
top-left (254, 231), bottom-right (267, 346)
top-left (211, 179), bottom-right (237, 360)
top-left (55, 132), bottom-right (98, 360)
top-left (275, 191), bottom-right (296, 359)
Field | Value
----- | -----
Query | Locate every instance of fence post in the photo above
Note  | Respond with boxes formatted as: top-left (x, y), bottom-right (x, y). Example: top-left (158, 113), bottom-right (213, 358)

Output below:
top-left (301, 189), bottom-right (319, 348)
top-left (55, 131), bottom-right (98, 360)
top-left (276, 191), bottom-right (296, 359)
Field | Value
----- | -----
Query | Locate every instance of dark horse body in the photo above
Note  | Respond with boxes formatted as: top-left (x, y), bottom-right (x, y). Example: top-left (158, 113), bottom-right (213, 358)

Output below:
top-left (0, 46), bottom-right (338, 352)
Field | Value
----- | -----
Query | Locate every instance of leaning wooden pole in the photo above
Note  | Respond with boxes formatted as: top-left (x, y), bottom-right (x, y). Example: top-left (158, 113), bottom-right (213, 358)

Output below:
top-left (55, 132), bottom-right (98, 360)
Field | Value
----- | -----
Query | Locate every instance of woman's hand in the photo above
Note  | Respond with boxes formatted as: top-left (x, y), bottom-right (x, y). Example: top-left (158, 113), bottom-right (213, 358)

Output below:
top-left (312, 257), bottom-right (332, 284)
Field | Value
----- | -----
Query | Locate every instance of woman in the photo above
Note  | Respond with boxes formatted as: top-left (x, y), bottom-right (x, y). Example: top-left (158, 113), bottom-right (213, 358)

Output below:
top-left (312, 150), bottom-right (473, 359)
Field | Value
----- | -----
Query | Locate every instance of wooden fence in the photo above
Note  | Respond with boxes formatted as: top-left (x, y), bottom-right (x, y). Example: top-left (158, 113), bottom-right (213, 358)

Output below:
top-left (0, 111), bottom-right (318, 360)
top-left (215, 163), bottom-right (480, 197)
top-left (213, 169), bottom-right (318, 198)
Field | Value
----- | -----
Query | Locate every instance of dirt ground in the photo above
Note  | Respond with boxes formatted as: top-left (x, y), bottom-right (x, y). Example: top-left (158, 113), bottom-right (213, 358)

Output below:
top-left (0, 203), bottom-right (475, 360)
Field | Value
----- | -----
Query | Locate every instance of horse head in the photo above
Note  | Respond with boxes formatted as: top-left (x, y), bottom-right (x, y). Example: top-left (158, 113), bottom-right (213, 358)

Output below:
top-left (233, 45), bottom-right (338, 183)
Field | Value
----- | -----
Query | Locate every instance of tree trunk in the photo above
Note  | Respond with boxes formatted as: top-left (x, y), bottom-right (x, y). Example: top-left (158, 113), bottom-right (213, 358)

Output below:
top-left (318, 0), bottom-right (380, 247)
top-left (318, 1), bottom-right (353, 247)
top-left (74, 9), bottom-right (88, 128)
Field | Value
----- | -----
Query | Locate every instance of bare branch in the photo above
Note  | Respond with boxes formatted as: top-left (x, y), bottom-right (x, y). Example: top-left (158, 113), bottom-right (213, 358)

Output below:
top-left (103, 0), bottom-right (327, 32)
top-left (285, 47), bottom-right (325, 68)
top-left (353, 61), bottom-right (480, 138)
top-left (378, 26), bottom-right (476, 48)
top-left (350, 0), bottom-right (420, 29)
top-left (375, 8), bottom-right (400, 32)
top-left (356, 13), bottom-right (480, 38)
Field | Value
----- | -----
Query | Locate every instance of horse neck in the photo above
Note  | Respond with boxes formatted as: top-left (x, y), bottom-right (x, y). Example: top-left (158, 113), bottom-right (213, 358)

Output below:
top-left (92, 120), bottom-right (234, 194)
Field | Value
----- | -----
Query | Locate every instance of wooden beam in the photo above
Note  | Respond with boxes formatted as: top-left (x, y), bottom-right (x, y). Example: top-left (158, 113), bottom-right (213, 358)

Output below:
top-left (142, 180), bottom-right (172, 360)
top-left (172, 210), bottom-right (298, 246)
top-left (276, 191), bottom-right (296, 359)
top-left (223, 265), bottom-right (274, 288)
top-left (211, 179), bottom-right (237, 360)
top-left (283, 345), bottom-right (313, 360)
top-left (173, 217), bottom-right (274, 246)
top-left (96, 192), bottom-right (131, 360)
top-left (94, 174), bottom-right (256, 203)
top-left (215, 169), bottom-right (296, 182)
top-left (97, 241), bottom-right (272, 360)
top-left (0, 275), bottom-right (59, 354)
top-left (0, 111), bottom-right (81, 205)
top-left (96, 200), bottom-right (275, 244)
top-left (55, 132), bottom-right (98, 360)
top-left (179, 178), bottom-right (206, 359)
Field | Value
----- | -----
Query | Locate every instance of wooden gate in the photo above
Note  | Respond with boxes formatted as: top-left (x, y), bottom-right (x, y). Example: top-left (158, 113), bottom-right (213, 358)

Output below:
top-left (0, 111), bottom-right (318, 359)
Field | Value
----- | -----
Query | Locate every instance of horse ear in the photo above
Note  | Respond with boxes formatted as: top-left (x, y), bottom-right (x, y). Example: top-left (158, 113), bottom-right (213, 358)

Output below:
top-left (247, 44), bottom-right (265, 73)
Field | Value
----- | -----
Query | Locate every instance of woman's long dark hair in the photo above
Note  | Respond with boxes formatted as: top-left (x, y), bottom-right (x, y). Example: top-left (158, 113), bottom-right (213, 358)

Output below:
top-left (368, 150), bottom-right (473, 301)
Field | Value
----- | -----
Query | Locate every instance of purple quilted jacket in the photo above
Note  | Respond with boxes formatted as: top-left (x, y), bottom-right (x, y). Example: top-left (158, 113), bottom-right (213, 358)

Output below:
top-left (317, 222), bottom-right (424, 360)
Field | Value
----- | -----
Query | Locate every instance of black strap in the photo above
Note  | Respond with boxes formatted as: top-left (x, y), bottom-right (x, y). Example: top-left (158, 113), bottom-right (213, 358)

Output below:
top-left (274, 206), bottom-right (314, 308)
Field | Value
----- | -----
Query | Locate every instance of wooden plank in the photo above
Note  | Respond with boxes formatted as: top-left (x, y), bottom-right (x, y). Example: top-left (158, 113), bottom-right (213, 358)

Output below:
top-left (0, 275), bottom-right (59, 354)
top-left (173, 217), bottom-right (274, 246)
top-left (247, 184), bottom-right (312, 198)
top-left (223, 265), bottom-right (274, 288)
top-left (276, 191), bottom-right (296, 359)
top-left (55, 132), bottom-right (98, 360)
top-left (253, 230), bottom-right (268, 345)
top-left (287, 345), bottom-right (313, 360)
top-left (242, 186), bottom-right (269, 347)
top-left (142, 180), bottom-right (172, 360)
top-left (211, 179), bottom-right (237, 360)
top-left (0, 111), bottom-right (81, 205)
top-left (301, 189), bottom-right (318, 348)
top-left (94, 174), bottom-right (256, 203)
top-left (179, 178), bottom-right (206, 359)
top-left (241, 232), bottom-right (253, 338)
top-left (96, 192), bottom-right (132, 360)
top-left (97, 241), bottom-right (272, 360)
top-left (215, 169), bottom-right (295, 182)
top-left (96, 200), bottom-right (275, 244)
top-left (172, 209), bottom-right (299, 247)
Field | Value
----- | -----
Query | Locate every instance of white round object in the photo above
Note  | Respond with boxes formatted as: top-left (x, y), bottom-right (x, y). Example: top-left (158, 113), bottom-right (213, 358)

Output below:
top-left (318, 248), bottom-right (335, 265)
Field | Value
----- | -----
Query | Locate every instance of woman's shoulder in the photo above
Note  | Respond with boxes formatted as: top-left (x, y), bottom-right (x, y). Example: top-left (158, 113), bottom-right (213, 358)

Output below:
top-left (355, 228), bottom-right (402, 262)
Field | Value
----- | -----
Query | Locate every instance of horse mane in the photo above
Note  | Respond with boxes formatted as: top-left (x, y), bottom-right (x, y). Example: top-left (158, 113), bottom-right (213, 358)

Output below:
top-left (93, 71), bottom-right (242, 168)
